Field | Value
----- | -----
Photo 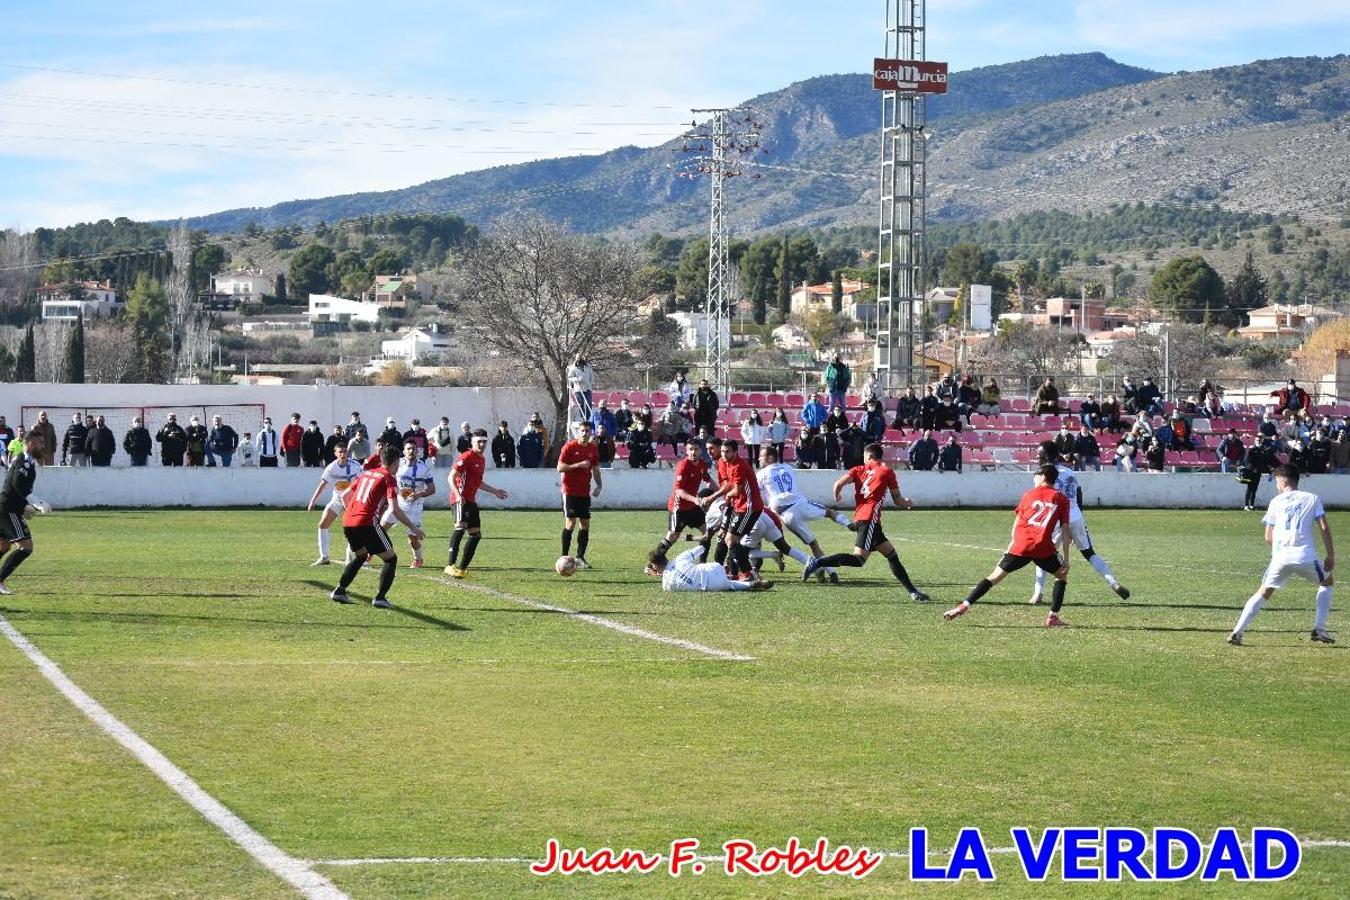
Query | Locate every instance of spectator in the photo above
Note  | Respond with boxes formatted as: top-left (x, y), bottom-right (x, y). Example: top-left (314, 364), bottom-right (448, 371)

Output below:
top-left (636, 403), bottom-right (654, 431)
top-left (800, 393), bottom-right (827, 433)
top-left (626, 420), bottom-right (655, 468)
top-left (596, 425), bottom-right (616, 468)
top-left (0, 416), bottom-right (12, 451)
top-left (378, 417), bottom-right (403, 453)
top-left (1177, 396), bottom-right (1200, 417)
top-left (402, 419), bottom-right (428, 460)
top-left (690, 426), bottom-right (714, 466)
top-left (691, 379), bottom-right (720, 434)
top-left (1279, 411), bottom-right (1305, 450)
top-left (768, 408), bottom-right (790, 460)
top-left (824, 354), bottom-right (852, 412)
top-left (456, 421), bottom-right (474, 454)
top-left (1122, 376), bottom-right (1140, 415)
top-left (614, 399), bottom-right (634, 435)
top-left (1075, 424), bottom-right (1101, 472)
top-left (935, 373), bottom-right (957, 403)
top-left (1258, 413), bottom-right (1278, 440)
top-left (1170, 412), bottom-right (1194, 450)
top-left (8, 426), bottom-right (26, 461)
top-left (1216, 429), bottom-right (1245, 475)
top-left (893, 387), bottom-right (921, 431)
top-left (668, 369), bottom-right (692, 407)
top-left (934, 396), bottom-right (962, 433)
top-left (1114, 431), bottom-right (1140, 473)
top-left (492, 421), bottom-right (516, 468)
top-left (1099, 394), bottom-right (1123, 433)
top-left (860, 370), bottom-right (882, 404)
top-left (517, 424), bottom-right (545, 469)
top-left (323, 426), bottom-right (346, 464)
top-left (938, 435), bottom-right (962, 473)
top-left (839, 421), bottom-right (868, 469)
top-left (740, 410), bottom-right (765, 462)
top-left (977, 378), bottom-right (1002, 419)
top-left (185, 415), bottom-right (209, 466)
top-left (302, 420), bottom-right (325, 467)
top-left (957, 375), bottom-right (981, 424)
top-left (123, 417), bottom-right (152, 467)
top-left (432, 416), bottom-right (455, 468)
top-left (207, 415), bottom-right (239, 467)
top-left (1154, 417), bottom-right (1174, 452)
top-left (918, 384), bottom-right (939, 431)
top-left (1136, 377), bottom-right (1163, 417)
top-left (657, 400), bottom-right (690, 455)
top-left (281, 413), bottom-right (304, 466)
top-left (823, 406), bottom-right (849, 468)
top-left (85, 415), bottom-right (116, 466)
top-left (240, 432), bottom-right (254, 466)
top-left (1203, 387), bottom-right (1225, 419)
top-left (1270, 379), bottom-right (1310, 417)
top-left (526, 412), bottom-right (551, 461)
top-left (156, 413), bottom-right (187, 466)
top-left (1144, 435), bottom-right (1167, 472)
top-left (909, 429), bottom-right (939, 471)
top-left (1032, 377), bottom-right (1060, 416)
top-left (861, 399), bottom-right (887, 442)
top-left (255, 417), bottom-right (280, 467)
top-left (1308, 430), bottom-right (1332, 474)
top-left (590, 399), bottom-right (618, 439)
top-left (1239, 440), bottom-right (1275, 510)
top-left (344, 412), bottom-right (365, 444)
top-left (567, 354), bottom-right (596, 421)
top-left (795, 429), bottom-right (821, 469)
top-left (31, 411), bottom-right (57, 466)
top-left (1197, 379), bottom-right (1220, 408)
top-left (63, 412), bottom-right (89, 466)
top-left (1053, 424), bottom-right (1077, 464)
top-left (1079, 393), bottom-right (1101, 431)
top-left (1331, 431), bottom-right (1350, 475)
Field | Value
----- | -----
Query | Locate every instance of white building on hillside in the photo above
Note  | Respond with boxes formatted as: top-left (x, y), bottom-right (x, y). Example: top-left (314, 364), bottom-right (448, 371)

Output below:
top-left (381, 325), bottom-right (453, 362)
top-left (307, 294), bottom-right (379, 325)
top-left (38, 280), bottom-right (120, 322)
top-left (667, 311), bottom-right (730, 352)
top-left (212, 270), bottom-right (270, 305)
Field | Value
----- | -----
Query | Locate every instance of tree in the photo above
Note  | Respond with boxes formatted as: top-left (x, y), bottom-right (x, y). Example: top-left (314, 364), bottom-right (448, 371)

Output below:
top-left (804, 308), bottom-right (844, 352)
top-left (1150, 255), bottom-right (1225, 323)
top-left (1225, 250), bottom-right (1268, 326)
top-left (776, 236), bottom-right (791, 316)
top-left (191, 243), bottom-right (227, 293)
top-left (949, 284), bottom-right (966, 327)
top-left (123, 273), bottom-right (169, 383)
top-left (63, 313), bottom-right (85, 383)
top-left (1296, 318), bottom-right (1350, 384)
top-left (831, 270), bottom-right (843, 314)
top-left (287, 244), bottom-right (336, 299)
top-left (449, 217), bottom-right (646, 458)
top-left (970, 321), bottom-right (1083, 381)
top-left (1106, 324), bottom-right (1217, 393)
top-left (366, 248), bottom-right (404, 277)
top-left (14, 323), bottom-right (35, 381)
top-left (674, 238), bottom-right (709, 310)
top-left (941, 242), bottom-right (993, 287)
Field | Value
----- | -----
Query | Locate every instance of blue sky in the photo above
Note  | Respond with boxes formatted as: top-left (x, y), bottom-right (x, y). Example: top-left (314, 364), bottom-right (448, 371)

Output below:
top-left (1, 0), bottom-right (1347, 228)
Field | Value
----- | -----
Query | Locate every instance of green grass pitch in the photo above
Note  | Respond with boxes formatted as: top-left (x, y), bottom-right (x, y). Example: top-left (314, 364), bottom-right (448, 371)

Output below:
top-left (0, 507), bottom-right (1346, 898)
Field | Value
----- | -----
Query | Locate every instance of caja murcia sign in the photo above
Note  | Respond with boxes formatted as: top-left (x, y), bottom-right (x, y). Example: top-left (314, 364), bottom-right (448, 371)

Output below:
top-left (873, 58), bottom-right (948, 93)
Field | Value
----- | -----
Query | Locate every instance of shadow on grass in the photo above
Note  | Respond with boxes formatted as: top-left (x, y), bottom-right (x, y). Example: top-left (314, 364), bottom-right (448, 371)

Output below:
top-left (0, 607), bottom-right (431, 631)
top-left (386, 605), bottom-right (469, 632)
top-left (963, 622), bottom-right (1316, 635)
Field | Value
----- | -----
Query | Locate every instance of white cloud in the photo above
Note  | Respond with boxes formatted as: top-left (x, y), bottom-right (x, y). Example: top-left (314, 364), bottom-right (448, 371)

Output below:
top-left (1073, 0), bottom-right (1350, 58)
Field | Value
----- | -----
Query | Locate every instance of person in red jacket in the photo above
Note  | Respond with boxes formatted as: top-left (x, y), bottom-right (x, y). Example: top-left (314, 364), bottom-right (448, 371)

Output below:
top-left (281, 413), bottom-right (305, 467)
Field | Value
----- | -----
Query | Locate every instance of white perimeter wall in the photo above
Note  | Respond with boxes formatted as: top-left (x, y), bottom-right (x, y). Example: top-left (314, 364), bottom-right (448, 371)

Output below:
top-left (30, 467), bottom-right (1350, 510)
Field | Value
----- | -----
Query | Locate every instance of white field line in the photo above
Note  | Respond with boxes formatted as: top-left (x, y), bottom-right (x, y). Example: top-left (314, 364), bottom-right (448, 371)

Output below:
top-left (361, 568), bottom-right (756, 662)
top-left (310, 839), bottom-right (1350, 867)
top-left (111, 656), bottom-right (712, 667)
top-left (891, 536), bottom-right (1261, 578)
top-left (0, 612), bottom-right (349, 900)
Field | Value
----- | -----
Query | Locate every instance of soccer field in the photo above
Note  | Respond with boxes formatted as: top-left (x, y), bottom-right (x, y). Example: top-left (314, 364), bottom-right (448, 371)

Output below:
top-left (1, 507), bottom-right (1346, 898)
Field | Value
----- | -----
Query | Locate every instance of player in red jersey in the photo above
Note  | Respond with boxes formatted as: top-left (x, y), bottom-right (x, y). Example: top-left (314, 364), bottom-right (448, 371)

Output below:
top-left (944, 464), bottom-right (1071, 627)
top-left (651, 440), bottom-right (712, 563)
top-left (445, 429), bottom-right (509, 578)
top-left (702, 439), bottom-right (765, 580)
top-left (801, 443), bottom-right (930, 601)
top-left (330, 445), bottom-right (423, 608)
top-left (557, 420), bottom-right (602, 568)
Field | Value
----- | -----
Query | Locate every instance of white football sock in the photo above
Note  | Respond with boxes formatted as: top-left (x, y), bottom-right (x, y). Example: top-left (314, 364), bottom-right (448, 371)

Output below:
top-left (1315, 586), bottom-right (1333, 631)
top-left (318, 527), bottom-right (330, 559)
top-left (1233, 592), bottom-right (1267, 637)
top-left (832, 513), bottom-right (851, 527)
top-left (413, 542), bottom-right (424, 563)
top-left (1033, 566), bottom-right (1047, 596)
top-left (787, 547), bottom-right (809, 565)
top-left (1087, 552), bottom-right (1117, 585)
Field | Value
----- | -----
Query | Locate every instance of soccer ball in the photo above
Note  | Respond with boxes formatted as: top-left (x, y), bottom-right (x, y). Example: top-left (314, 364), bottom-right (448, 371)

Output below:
top-left (555, 555), bottom-right (578, 577)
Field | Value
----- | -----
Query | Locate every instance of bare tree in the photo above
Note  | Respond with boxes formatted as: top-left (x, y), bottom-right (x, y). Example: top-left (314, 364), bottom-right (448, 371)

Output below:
top-left (451, 217), bottom-right (646, 455)
top-left (1105, 324), bottom-right (1218, 397)
top-left (970, 322), bottom-right (1085, 384)
top-left (85, 322), bottom-right (138, 383)
top-left (166, 221), bottom-right (199, 379)
top-left (0, 228), bottom-right (37, 312)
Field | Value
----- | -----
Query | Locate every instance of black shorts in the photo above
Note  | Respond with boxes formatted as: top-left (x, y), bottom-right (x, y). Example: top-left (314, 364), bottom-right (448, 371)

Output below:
top-left (855, 517), bottom-right (888, 552)
top-left (563, 494), bottom-right (592, 520)
top-left (726, 508), bottom-right (760, 537)
top-left (998, 552), bottom-right (1063, 574)
top-left (344, 524), bottom-right (393, 556)
top-left (0, 510), bottom-right (31, 542)
top-left (669, 507), bottom-right (706, 533)
top-left (454, 500), bottom-right (481, 530)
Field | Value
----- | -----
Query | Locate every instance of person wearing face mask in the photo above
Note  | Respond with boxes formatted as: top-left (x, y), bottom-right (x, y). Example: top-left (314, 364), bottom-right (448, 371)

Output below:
top-left (123, 417), bottom-right (152, 467)
top-left (255, 417), bottom-right (280, 467)
top-left (156, 413), bottom-right (187, 466)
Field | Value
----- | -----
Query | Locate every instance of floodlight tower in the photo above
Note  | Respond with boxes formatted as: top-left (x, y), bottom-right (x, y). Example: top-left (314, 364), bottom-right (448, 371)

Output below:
top-left (874, 0), bottom-right (946, 391)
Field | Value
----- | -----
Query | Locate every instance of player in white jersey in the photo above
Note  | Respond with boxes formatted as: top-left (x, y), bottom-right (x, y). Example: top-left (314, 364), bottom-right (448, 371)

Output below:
top-left (1028, 442), bottom-right (1130, 603)
top-left (757, 447), bottom-right (853, 583)
top-left (379, 441), bottom-right (436, 567)
top-left (306, 444), bottom-right (363, 565)
top-left (647, 545), bottom-right (771, 591)
top-left (1229, 465), bottom-right (1335, 645)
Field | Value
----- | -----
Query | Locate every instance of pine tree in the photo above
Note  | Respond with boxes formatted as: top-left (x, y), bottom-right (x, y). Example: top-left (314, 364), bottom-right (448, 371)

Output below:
top-left (14, 323), bottom-right (35, 381)
top-left (124, 274), bottom-right (169, 383)
top-left (831, 270), bottom-right (843, 314)
top-left (777, 236), bottom-right (791, 316)
top-left (752, 274), bottom-right (768, 325)
top-left (274, 272), bottom-right (287, 303)
top-left (63, 314), bottom-right (85, 383)
top-left (1224, 249), bottom-right (1268, 326)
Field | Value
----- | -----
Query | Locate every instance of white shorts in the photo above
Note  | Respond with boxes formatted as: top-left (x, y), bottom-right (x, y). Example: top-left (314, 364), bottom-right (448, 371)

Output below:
top-left (381, 504), bottom-right (424, 530)
top-left (323, 500), bottom-right (345, 519)
top-left (739, 511), bottom-right (783, 547)
top-left (1052, 518), bottom-right (1093, 551)
top-left (1261, 560), bottom-right (1328, 590)
top-left (778, 498), bottom-right (828, 544)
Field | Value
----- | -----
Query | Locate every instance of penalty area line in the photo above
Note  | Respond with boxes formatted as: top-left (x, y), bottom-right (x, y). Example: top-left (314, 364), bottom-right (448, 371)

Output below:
top-left (0, 612), bottom-right (349, 900)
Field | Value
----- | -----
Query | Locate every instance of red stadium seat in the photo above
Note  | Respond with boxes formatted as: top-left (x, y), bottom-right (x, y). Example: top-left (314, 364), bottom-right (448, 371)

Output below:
top-left (1009, 398), bottom-right (1031, 412)
top-left (785, 393), bottom-right (805, 407)
top-left (747, 393), bottom-right (767, 409)
top-left (729, 392), bottom-right (749, 407)
top-left (765, 393), bottom-right (787, 408)
top-left (649, 391), bottom-right (669, 407)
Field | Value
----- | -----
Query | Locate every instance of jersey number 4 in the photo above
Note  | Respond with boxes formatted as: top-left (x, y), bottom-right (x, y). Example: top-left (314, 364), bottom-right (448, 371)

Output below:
top-left (1027, 500), bottom-right (1057, 527)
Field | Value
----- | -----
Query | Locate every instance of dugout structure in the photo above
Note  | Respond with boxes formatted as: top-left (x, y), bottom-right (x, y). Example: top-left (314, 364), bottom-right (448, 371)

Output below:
top-left (23, 404), bottom-right (266, 465)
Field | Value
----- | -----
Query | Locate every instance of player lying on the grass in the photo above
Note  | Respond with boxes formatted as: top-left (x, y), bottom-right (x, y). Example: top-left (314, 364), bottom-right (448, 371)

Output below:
top-left (757, 446), bottom-right (854, 584)
top-left (944, 464), bottom-right (1071, 627)
top-left (330, 445), bottom-right (424, 609)
top-left (1029, 441), bottom-right (1130, 604)
top-left (308, 444), bottom-right (363, 566)
top-left (445, 429), bottom-right (509, 578)
top-left (0, 434), bottom-right (45, 595)
top-left (801, 442), bottom-right (931, 602)
top-left (380, 441), bottom-right (435, 568)
top-left (646, 544), bottom-right (773, 591)
top-left (1229, 464), bottom-right (1336, 646)
top-left (651, 441), bottom-right (713, 563)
